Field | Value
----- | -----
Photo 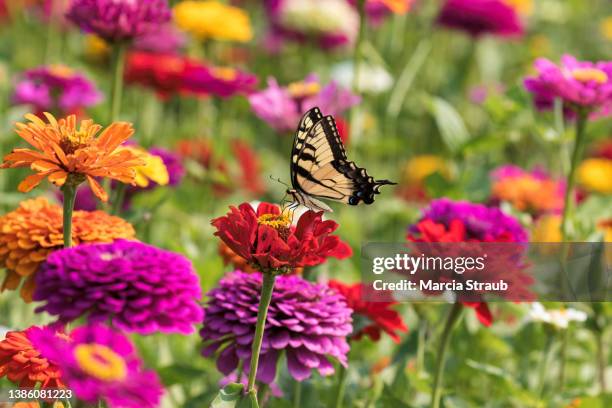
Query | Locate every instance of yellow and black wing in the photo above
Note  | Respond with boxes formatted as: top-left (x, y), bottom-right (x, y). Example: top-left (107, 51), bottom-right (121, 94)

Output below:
top-left (290, 107), bottom-right (395, 206)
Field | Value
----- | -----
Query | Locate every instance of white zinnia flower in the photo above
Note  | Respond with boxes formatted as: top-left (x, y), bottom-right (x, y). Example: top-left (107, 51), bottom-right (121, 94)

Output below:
top-left (280, 0), bottom-right (358, 41)
top-left (331, 61), bottom-right (394, 94)
top-left (527, 302), bottom-right (588, 329)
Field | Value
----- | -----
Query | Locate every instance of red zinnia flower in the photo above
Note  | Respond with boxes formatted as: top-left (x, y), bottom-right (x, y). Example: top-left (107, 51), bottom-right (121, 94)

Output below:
top-left (0, 327), bottom-right (64, 388)
top-left (231, 139), bottom-right (265, 196)
top-left (329, 280), bottom-right (407, 343)
top-left (212, 202), bottom-right (352, 273)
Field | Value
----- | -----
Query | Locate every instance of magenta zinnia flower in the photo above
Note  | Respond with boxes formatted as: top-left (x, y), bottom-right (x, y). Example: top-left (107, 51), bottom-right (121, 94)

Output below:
top-left (436, 0), bottom-right (524, 38)
top-left (524, 55), bottom-right (612, 118)
top-left (33, 240), bottom-right (203, 335)
top-left (13, 65), bottom-right (102, 114)
top-left (184, 65), bottom-right (258, 98)
top-left (248, 74), bottom-right (360, 133)
top-left (200, 271), bottom-right (353, 382)
top-left (66, 0), bottom-right (171, 42)
top-left (30, 324), bottom-right (163, 408)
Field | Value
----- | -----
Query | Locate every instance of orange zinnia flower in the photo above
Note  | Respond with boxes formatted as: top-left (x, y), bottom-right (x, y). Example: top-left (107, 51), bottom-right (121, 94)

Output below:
top-left (0, 327), bottom-right (64, 388)
top-left (1, 113), bottom-right (144, 201)
top-left (0, 197), bottom-right (136, 301)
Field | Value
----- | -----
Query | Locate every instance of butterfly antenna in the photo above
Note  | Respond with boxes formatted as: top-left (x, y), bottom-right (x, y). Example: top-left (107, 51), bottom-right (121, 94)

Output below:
top-left (269, 175), bottom-right (289, 188)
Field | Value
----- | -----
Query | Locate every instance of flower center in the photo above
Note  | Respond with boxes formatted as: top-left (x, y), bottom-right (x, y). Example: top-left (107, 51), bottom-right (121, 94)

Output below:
top-left (48, 64), bottom-right (75, 79)
top-left (74, 344), bottom-right (128, 382)
top-left (571, 68), bottom-right (608, 84)
top-left (257, 213), bottom-right (291, 230)
top-left (211, 67), bottom-right (238, 81)
top-left (287, 81), bottom-right (321, 98)
top-left (61, 130), bottom-right (93, 153)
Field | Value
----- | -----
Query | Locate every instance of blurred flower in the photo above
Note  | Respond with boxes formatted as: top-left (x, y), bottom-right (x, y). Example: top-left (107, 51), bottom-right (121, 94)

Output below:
top-left (249, 75), bottom-right (360, 133)
top-left (407, 198), bottom-right (529, 326)
top-left (329, 281), bottom-right (407, 343)
top-left (436, 0), bottom-right (524, 38)
top-left (30, 324), bottom-right (163, 408)
top-left (34, 240), bottom-right (203, 335)
top-left (524, 55), bottom-right (612, 118)
top-left (212, 202), bottom-right (352, 274)
top-left (590, 138), bottom-right (612, 160)
top-left (504, 0), bottom-right (533, 15)
top-left (173, 1), bottom-right (252, 42)
top-left (577, 158), bottom-right (612, 194)
top-left (601, 16), bottom-right (612, 40)
top-left (0, 197), bottom-right (135, 301)
top-left (218, 241), bottom-right (258, 273)
top-left (490, 165), bottom-right (565, 215)
top-left (12, 65), bottom-right (102, 115)
top-left (531, 214), bottom-right (562, 242)
top-left (0, 327), bottom-right (64, 388)
top-left (125, 51), bottom-right (256, 99)
top-left (133, 24), bottom-right (187, 54)
top-left (231, 139), bottom-right (266, 196)
top-left (66, 0), bottom-right (171, 43)
top-left (201, 270), bottom-right (352, 382)
top-left (84, 34), bottom-right (110, 62)
top-left (599, 219), bottom-right (612, 241)
top-left (398, 155), bottom-right (450, 202)
top-left (183, 65), bottom-right (258, 98)
top-left (527, 302), bottom-right (587, 329)
top-left (148, 147), bottom-right (185, 188)
top-left (117, 146), bottom-right (169, 188)
top-left (330, 61), bottom-right (393, 94)
top-left (1, 113), bottom-right (143, 202)
top-left (263, 0), bottom-right (359, 51)
top-left (175, 139), bottom-right (233, 196)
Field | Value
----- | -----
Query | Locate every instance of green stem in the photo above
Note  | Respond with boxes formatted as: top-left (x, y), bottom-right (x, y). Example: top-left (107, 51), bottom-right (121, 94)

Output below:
top-left (110, 183), bottom-right (127, 215)
top-left (109, 42), bottom-right (127, 122)
top-left (597, 329), bottom-right (607, 392)
top-left (293, 381), bottom-right (302, 408)
top-left (62, 184), bottom-right (77, 248)
top-left (560, 111), bottom-right (588, 242)
top-left (558, 325), bottom-right (569, 391)
top-left (536, 330), bottom-right (556, 397)
top-left (247, 273), bottom-right (277, 405)
top-left (431, 302), bottom-right (463, 408)
top-left (349, 0), bottom-right (367, 142)
top-left (334, 364), bottom-right (348, 408)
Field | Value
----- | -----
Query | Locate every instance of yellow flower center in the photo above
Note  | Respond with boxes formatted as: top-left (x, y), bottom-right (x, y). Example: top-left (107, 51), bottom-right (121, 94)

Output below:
top-left (48, 64), bottom-right (75, 79)
top-left (211, 67), bottom-right (238, 81)
top-left (571, 68), bottom-right (608, 84)
top-left (287, 81), bottom-right (321, 98)
top-left (257, 213), bottom-right (291, 230)
top-left (74, 344), bottom-right (128, 382)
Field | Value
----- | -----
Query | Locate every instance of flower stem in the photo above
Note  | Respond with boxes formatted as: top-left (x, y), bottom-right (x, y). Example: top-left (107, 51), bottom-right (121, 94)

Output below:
top-left (111, 183), bottom-right (127, 215)
top-left (536, 330), bottom-right (556, 397)
top-left (431, 302), bottom-right (463, 408)
top-left (349, 0), bottom-right (367, 142)
top-left (109, 42), bottom-right (127, 122)
top-left (560, 111), bottom-right (588, 241)
top-left (293, 380), bottom-right (302, 408)
top-left (247, 272), bottom-right (277, 405)
top-left (334, 363), bottom-right (348, 408)
top-left (597, 329), bottom-right (608, 392)
top-left (61, 183), bottom-right (77, 248)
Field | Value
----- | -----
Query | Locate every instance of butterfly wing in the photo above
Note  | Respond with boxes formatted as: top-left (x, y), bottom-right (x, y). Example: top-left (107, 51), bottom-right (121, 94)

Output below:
top-left (290, 107), bottom-right (323, 188)
top-left (291, 111), bottom-right (395, 207)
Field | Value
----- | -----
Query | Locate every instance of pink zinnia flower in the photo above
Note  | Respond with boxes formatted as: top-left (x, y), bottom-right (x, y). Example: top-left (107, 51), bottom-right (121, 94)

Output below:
top-left (524, 54), bottom-right (612, 118)
top-left (437, 0), bottom-right (524, 38)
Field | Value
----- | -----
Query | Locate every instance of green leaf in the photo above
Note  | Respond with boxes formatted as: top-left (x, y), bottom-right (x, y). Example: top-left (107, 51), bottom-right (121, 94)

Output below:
top-left (211, 383), bottom-right (246, 408)
top-left (427, 96), bottom-right (471, 153)
top-left (157, 364), bottom-right (207, 387)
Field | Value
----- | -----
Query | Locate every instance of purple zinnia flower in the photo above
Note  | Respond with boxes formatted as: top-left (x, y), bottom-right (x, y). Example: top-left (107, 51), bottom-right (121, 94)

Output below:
top-left (29, 324), bottom-right (164, 408)
top-left (13, 65), bottom-right (102, 114)
top-left (524, 55), bottom-right (612, 119)
top-left (409, 198), bottom-right (528, 242)
top-left (248, 74), bottom-right (360, 133)
top-left (200, 271), bottom-right (353, 383)
top-left (148, 147), bottom-right (185, 187)
top-left (66, 0), bottom-right (172, 43)
top-left (436, 0), bottom-right (524, 38)
top-left (33, 240), bottom-right (203, 335)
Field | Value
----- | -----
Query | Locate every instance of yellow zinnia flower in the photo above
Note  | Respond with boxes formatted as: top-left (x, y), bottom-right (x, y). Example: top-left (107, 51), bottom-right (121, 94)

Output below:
top-left (173, 1), bottom-right (252, 42)
top-left (402, 155), bottom-right (450, 185)
top-left (577, 158), bottom-right (612, 194)
top-left (601, 16), bottom-right (612, 40)
top-left (531, 214), bottom-right (562, 242)
top-left (118, 146), bottom-right (169, 188)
